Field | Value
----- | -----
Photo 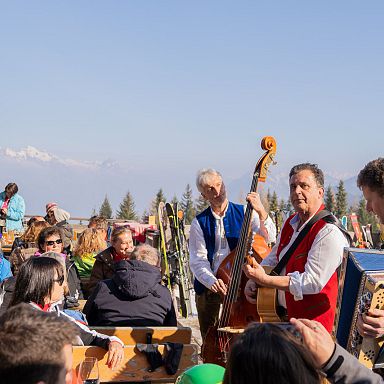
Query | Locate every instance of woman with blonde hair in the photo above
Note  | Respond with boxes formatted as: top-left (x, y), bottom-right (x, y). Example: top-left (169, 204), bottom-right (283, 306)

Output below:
top-left (73, 228), bottom-right (106, 279)
top-left (88, 226), bottom-right (134, 294)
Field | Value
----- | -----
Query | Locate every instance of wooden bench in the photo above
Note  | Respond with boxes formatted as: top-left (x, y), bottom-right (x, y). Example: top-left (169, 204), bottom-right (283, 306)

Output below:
top-left (72, 327), bottom-right (198, 383)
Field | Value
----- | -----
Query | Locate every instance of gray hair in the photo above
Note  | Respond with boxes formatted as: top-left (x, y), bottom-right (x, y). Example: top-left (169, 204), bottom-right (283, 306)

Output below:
top-left (130, 244), bottom-right (160, 267)
top-left (196, 168), bottom-right (222, 193)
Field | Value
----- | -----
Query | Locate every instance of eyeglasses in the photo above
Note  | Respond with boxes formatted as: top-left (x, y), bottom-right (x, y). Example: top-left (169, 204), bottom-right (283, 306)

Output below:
top-left (54, 275), bottom-right (65, 286)
top-left (45, 239), bottom-right (63, 246)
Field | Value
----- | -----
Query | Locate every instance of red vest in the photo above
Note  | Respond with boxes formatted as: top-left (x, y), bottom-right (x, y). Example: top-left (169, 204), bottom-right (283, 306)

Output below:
top-left (276, 212), bottom-right (338, 333)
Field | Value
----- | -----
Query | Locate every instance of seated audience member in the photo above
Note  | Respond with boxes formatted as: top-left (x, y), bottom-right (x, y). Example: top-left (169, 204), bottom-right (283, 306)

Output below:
top-left (45, 203), bottom-right (73, 254)
top-left (223, 319), bottom-right (383, 384)
top-left (84, 244), bottom-right (177, 327)
top-left (0, 303), bottom-right (78, 384)
top-left (0, 182), bottom-right (25, 232)
top-left (8, 256), bottom-right (124, 369)
top-left (88, 215), bottom-right (109, 241)
top-left (37, 227), bottom-right (84, 302)
top-left (10, 220), bottom-right (50, 274)
top-left (72, 228), bottom-right (106, 297)
top-left (88, 226), bottom-right (134, 293)
top-left (0, 249), bottom-right (12, 282)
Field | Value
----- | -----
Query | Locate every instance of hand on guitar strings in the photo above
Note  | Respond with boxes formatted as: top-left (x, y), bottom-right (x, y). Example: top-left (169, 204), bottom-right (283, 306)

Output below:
top-left (242, 261), bottom-right (268, 286)
top-left (290, 318), bottom-right (335, 368)
top-left (357, 308), bottom-right (384, 338)
top-left (210, 278), bottom-right (227, 295)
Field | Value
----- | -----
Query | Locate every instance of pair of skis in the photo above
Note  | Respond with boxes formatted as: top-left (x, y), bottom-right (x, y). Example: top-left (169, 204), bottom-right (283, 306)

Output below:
top-left (157, 202), bottom-right (193, 318)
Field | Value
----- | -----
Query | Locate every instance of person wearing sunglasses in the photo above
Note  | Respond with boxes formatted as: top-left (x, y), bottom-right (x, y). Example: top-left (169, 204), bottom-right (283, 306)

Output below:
top-left (37, 227), bottom-right (84, 306)
top-left (8, 257), bottom-right (124, 371)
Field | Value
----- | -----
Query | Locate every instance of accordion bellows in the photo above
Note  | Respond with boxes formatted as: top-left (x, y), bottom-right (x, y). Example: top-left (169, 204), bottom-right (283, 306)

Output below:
top-left (334, 248), bottom-right (384, 368)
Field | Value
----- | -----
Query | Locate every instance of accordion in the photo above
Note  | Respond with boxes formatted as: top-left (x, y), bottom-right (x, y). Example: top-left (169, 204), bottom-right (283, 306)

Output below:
top-left (334, 247), bottom-right (384, 368)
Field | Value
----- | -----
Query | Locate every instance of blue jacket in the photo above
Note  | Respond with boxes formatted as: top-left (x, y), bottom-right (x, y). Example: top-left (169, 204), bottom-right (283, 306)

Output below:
top-left (0, 192), bottom-right (25, 231)
top-left (0, 252), bottom-right (12, 282)
top-left (194, 202), bottom-right (244, 295)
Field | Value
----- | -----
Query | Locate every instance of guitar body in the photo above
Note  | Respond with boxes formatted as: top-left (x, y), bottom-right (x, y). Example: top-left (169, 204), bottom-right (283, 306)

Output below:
top-left (256, 266), bottom-right (281, 323)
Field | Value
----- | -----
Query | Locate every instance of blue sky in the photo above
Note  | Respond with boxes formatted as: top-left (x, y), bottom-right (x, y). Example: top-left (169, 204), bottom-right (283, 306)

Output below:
top-left (1, 1), bottom-right (383, 214)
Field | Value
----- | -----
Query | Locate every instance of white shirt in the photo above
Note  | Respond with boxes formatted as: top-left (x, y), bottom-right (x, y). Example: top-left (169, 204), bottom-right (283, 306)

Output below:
top-left (261, 213), bottom-right (349, 307)
top-left (189, 204), bottom-right (276, 289)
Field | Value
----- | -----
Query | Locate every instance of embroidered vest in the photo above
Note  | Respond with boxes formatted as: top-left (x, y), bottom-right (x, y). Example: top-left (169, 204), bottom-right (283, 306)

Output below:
top-left (194, 202), bottom-right (244, 295)
top-left (277, 211), bottom-right (338, 332)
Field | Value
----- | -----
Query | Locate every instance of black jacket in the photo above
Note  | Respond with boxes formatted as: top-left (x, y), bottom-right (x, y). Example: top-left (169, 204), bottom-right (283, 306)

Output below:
top-left (84, 260), bottom-right (177, 327)
top-left (88, 247), bottom-right (115, 294)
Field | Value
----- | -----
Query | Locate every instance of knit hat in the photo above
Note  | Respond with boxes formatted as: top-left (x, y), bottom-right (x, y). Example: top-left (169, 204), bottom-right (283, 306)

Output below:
top-left (46, 202), bottom-right (58, 213)
top-left (52, 207), bottom-right (70, 222)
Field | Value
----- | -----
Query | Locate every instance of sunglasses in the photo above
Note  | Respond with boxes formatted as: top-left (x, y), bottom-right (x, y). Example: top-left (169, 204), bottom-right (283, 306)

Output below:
top-left (54, 275), bottom-right (65, 286)
top-left (45, 239), bottom-right (63, 246)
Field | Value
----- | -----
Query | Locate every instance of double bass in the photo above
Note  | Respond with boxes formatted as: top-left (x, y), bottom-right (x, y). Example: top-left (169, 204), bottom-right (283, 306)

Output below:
top-left (201, 136), bottom-right (277, 365)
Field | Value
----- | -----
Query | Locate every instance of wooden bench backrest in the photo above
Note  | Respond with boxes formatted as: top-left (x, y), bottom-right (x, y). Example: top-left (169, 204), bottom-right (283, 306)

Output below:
top-left (91, 326), bottom-right (192, 344)
top-left (73, 344), bottom-right (198, 382)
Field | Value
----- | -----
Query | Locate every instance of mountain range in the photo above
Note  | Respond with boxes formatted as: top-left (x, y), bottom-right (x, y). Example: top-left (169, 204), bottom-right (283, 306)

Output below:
top-left (1, 146), bottom-right (363, 219)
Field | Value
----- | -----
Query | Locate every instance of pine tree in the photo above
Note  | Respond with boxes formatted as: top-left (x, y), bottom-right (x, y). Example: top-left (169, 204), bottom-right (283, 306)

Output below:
top-left (266, 189), bottom-right (272, 209)
top-left (181, 184), bottom-right (196, 224)
top-left (335, 180), bottom-right (348, 219)
top-left (171, 195), bottom-right (179, 206)
top-left (99, 195), bottom-right (113, 219)
top-left (285, 200), bottom-right (294, 215)
top-left (357, 197), bottom-right (370, 226)
top-left (269, 191), bottom-right (279, 213)
top-left (195, 194), bottom-right (209, 214)
top-left (116, 191), bottom-right (138, 221)
top-left (141, 209), bottom-right (149, 224)
top-left (150, 188), bottom-right (166, 215)
top-left (325, 185), bottom-right (336, 213)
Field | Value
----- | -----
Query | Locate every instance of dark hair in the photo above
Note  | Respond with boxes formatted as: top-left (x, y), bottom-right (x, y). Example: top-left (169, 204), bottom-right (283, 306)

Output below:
top-left (37, 226), bottom-right (64, 252)
top-left (0, 303), bottom-right (78, 383)
top-left (223, 323), bottom-right (320, 384)
top-left (9, 257), bottom-right (64, 307)
top-left (4, 182), bottom-right (18, 196)
top-left (357, 158), bottom-right (384, 197)
top-left (289, 163), bottom-right (324, 188)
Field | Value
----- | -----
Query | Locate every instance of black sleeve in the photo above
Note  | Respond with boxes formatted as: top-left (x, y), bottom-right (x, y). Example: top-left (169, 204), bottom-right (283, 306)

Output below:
top-left (164, 299), bottom-right (178, 326)
top-left (83, 282), bottom-right (102, 326)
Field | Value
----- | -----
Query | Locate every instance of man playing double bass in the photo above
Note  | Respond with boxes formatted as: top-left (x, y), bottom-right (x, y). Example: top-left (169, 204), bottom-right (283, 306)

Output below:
top-left (189, 168), bottom-right (276, 339)
top-left (244, 163), bottom-right (349, 332)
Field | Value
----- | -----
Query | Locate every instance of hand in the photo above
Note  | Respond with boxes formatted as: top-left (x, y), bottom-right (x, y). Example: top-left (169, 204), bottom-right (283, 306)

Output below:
top-left (1, 208), bottom-right (7, 215)
top-left (210, 279), bottom-right (227, 295)
top-left (246, 192), bottom-right (268, 220)
top-left (290, 318), bottom-right (335, 368)
top-left (357, 309), bottom-right (384, 338)
top-left (244, 279), bottom-right (258, 304)
top-left (242, 262), bottom-right (268, 286)
top-left (107, 340), bottom-right (124, 369)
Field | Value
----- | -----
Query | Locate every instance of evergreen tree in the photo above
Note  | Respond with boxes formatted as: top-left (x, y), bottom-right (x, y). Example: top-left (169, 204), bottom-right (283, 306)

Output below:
top-left (335, 180), bottom-right (348, 219)
top-left (141, 209), bottom-right (149, 224)
top-left (181, 184), bottom-right (195, 224)
top-left (171, 195), bottom-right (179, 206)
top-left (150, 188), bottom-right (166, 215)
top-left (99, 195), bottom-right (113, 219)
top-left (285, 200), bottom-right (294, 215)
top-left (116, 191), bottom-right (138, 221)
top-left (266, 189), bottom-right (272, 209)
top-left (195, 194), bottom-right (209, 214)
top-left (325, 185), bottom-right (336, 214)
top-left (91, 207), bottom-right (97, 217)
top-left (269, 191), bottom-right (279, 213)
top-left (357, 197), bottom-right (370, 226)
